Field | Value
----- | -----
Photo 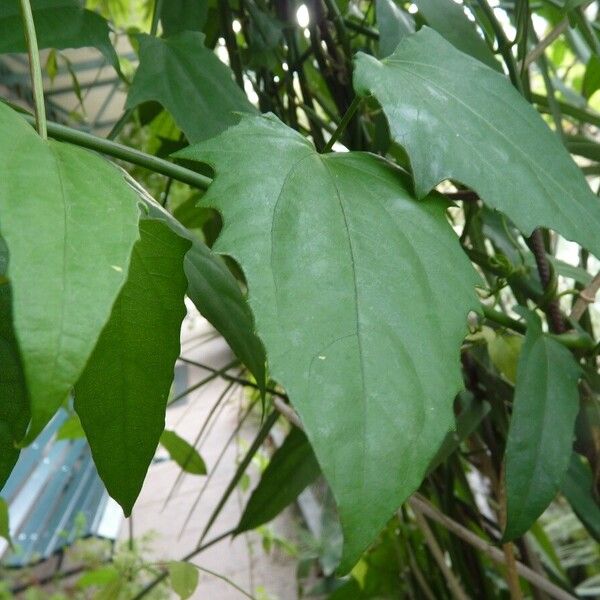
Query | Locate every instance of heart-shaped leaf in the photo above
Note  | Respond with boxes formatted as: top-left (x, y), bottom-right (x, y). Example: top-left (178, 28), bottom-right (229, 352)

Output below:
top-left (177, 113), bottom-right (479, 570)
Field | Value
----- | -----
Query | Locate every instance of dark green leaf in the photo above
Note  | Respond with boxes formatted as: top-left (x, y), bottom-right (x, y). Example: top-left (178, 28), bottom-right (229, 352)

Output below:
top-left (126, 32), bottom-right (256, 142)
top-left (583, 55), bottom-right (600, 98)
top-left (0, 237), bottom-right (29, 488)
top-left (413, 0), bottom-right (499, 70)
top-left (0, 0), bottom-right (121, 75)
top-left (562, 453), bottom-right (600, 541)
top-left (376, 0), bottom-right (414, 58)
top-left (0, 103), bottom-right (140, 444)
top-left (133, 189), bottom-right (266, 391)
top-left (160, 429), bottom-right (206, 475)
top-left (504, 312), bottom-right (580, 541)
top-left (0, 497), bottom-right (10, 546)
top-left (168, 561), bottom-right (199, 600)
top-left (160, 0), bottom-right (208, 36)
top-left (75, 220), bottom-right (189, 515)
top-left (354, 28), bottom-right (600, 258)
top-left (177, 114), bottom-right (479, 571)
top-left (237, 426), bottom-right (320, 532)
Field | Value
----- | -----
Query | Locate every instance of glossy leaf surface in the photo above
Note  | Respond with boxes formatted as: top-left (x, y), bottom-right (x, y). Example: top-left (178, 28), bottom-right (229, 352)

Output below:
top-left (504, 313), bottom-right (580, 540)
top-left (126, 32), bottom-right (256, 142)
top-left (237, 426), bottom-right (320, 532)
top-left (354, 27), bottom-right (600, 257)
top-left (178, 114), bottom-right (479, 570)
top-left (75, 220), bottom-right (189, 514)
top-left (160, 429), bottom-right (207, 475)
top-left (0, 0), bottom-right (120, 74)
top-left (0, 104), bottom-right (140, 443)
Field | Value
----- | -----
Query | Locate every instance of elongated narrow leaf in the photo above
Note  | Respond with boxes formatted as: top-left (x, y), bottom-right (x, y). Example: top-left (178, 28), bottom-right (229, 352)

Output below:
top-left (0, 238), bottom-right (29, 487)
top-left (75, 220), bottom-right (189, 514)
top-left (126, 32), bottom-right (256, 142)
top-left (0, 104), bottom-right (140, 444)
top-left (0, 0), bottom-right (120, 74)
top-left (127, 182), bottom-right (266, 390)
top-left (503, 312), bottom-right (580, 541)
top-left (177, 114), bottom-right (479, 570)
top-left (413, 0), bottom-right (499, 69)
top-left (354, 27), bottom-right (600, 258)
top-left (160, 430), bottom-right (206, 475)
top-left (562, 453), bottom-right (600, 541)
top-left (376, 0), bottom-right (414, 58)
top-left (237, 426), bottom-right (320, 533)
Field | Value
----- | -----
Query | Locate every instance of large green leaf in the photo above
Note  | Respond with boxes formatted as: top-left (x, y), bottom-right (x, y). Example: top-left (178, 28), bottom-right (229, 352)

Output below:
top-left (74, 220), bottom-right (189, 514)
top-left (177, 114), bottom-right (479, 570)
top-left (237, 426), bottom-right (320, 533)
top-left (503, 312), bottom-right (580, 541)
top-left (129, 184), bottom-right (266, 390)
top-left (160, 0), bottom-right (208, 36)
top-left (0, 0), bottom-right (120, 74)
top-left (126, 32), bottom-right (256, 142)
top-left (0, 103), bottom-right (140, 444)
top-left (0, 237), bottom-right (29, 488)
top-left (376, 0), bottom-right (414, 58)
top-left (354, 27), bottom-right (600, 258)
top-left (413, 0), bottom-right (499, 70)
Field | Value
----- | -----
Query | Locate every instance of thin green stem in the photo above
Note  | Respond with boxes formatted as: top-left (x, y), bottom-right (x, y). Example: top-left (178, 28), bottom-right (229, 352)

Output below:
top-left (19, 0), bottom-right (47, 139)
top-left (150, 0), bottom-right (164, 36)
top-left (18, 111), bottom-right (211, 189)
top-left (323, 95), bottom-right (361, 152)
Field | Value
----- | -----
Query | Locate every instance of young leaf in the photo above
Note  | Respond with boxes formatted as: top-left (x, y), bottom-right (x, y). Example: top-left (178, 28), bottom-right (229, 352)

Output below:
top-left (237, 426), bottom-right (321, 533)
top-left (0, 104), bottom-right (140, 444)
top-left (0, 498), bottom-right (10, 546)
top-left (126, 32), bottom-right (256, 142)
top-left (55, 413), bottom-right (85, 441)
top-left (160, 430), bottom-right (207, 475)
top-left (168, 561), bottom-right (199, 600)
top-left (503, 312), bottom-right (580, 541)
top-left (413, 0), bottom-right (500, 70)
top-left (0, 237), bottom-right (29, 488)
top-left (354, 27), bottom-right (600, 258)
top-left (160, 0), bottom-right (208, 36)
top-left (177, 114), bottom-right (479, 571)
top-left (376, 0), bottom-right (414, 58)
top-left (74, 220), bottom-right (189, 515)
top-left (0, 0), bottom-right (121, 75)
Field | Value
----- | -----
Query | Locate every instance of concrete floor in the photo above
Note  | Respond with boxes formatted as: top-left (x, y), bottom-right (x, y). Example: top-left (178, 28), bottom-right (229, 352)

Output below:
top-left (123, 309), bottom-right (301, 599)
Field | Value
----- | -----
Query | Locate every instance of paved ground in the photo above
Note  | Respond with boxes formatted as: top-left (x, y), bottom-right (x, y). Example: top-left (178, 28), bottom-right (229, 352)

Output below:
top-left (122, 308), bottom-right (301, 599)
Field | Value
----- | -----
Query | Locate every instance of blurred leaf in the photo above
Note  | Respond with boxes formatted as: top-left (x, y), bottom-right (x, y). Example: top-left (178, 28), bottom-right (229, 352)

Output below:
top-left (160, 429), bottom-right (206, 475)
top-left (583, 55), bottom-right (600, 98)
top-left (376, 0), bottom-right (414, 58)
top-left (178, 113), bottom-right (479, 571)
top-left (486, 330), bottom-right (523, 384)
top-left (504, 312), bottom-right (581, 541)
top-left (126, 32), bottom-right (256, 142)
top-left (237, 426), bottom-right (320, 532)
top-left (160, 0), bottom-right (208, 36)
top-left (413, 0), bottom-right (500, 70)
top-left (0, 498), bottom-right (10, 546)
top-left (76, 566), bottom-right (119, 588)
top-left (562, 453), bottom-right (600, 541)
top-left (56, 413), bottom-right (85, 441)
top-left (75, 220), bottom-right (190, 515)
top-left (0, 103), bottom-right (140, 445)
top-left (0, 0), bottom-right (121, 74)
top-left (168, 561), bottom-right (199, 600)
top-left (355, 28), bottom-right (600, 258)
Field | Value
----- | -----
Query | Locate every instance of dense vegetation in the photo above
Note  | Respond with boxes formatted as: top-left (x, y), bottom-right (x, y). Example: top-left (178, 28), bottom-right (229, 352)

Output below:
top-left (1, 0), bottom-right (599, 597)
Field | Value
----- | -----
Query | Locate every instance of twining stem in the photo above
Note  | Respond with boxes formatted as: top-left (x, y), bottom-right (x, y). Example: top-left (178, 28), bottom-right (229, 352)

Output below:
top-left (323, 94), bottom-right (361, 152)
top-left (19, 0), bottom-right (47, 139)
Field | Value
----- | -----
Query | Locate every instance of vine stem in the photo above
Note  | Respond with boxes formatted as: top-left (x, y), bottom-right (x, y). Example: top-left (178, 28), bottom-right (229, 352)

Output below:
top-left (323, 94), bottom-right (361, 152)
top-left (19, 0), bottom-right (47, 139)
